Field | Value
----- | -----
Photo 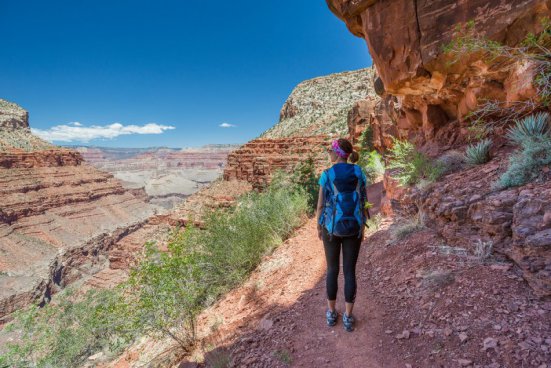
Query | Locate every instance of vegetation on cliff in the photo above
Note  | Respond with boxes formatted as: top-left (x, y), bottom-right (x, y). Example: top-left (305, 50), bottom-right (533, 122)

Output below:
top-left (387, 139), bottom-right (444, 187)
top-left (0, 100), bottom-right (54, 152)
top-left (445, 17), bottom-right (551, 129)
top-left (1, 175), bottom-right (309, 368)
top-left (496, 112), bottom-right (551, 189)
top-left (261, 68), bottom-right (377, 138)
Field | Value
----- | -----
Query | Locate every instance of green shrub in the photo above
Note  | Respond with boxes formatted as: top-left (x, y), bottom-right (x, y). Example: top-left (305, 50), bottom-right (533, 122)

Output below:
top-left (506, 112), bottom-right (550, 145)
top-left (387, 138), bottom-right (444, 186)
top-left (290, 156), bottom-right (319, 213)
top-left (1, 288), bottom-right (135, 368)
top-left (2, 179), bottom-right (309, 367)
top-left (437, 150), bottom-right (465, 175)
top-left (358, 126), bottom-right (374, 152)
top-left (496, 113), bottom-right (551, 189)
top-left (465, 138), bottom-right (492, 165)
top-left (359, 150), bottom-right (385, 184)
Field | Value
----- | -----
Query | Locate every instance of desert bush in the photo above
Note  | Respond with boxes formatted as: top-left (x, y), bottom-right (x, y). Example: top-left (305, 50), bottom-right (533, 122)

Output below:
top-left (358, 125), bottom-right (374, 152)
top-left (474, 239), bottom-right (493, 263)
top-left (436, 150), bottom-right (465, 175)
top-left (364, 214), bottom-right (383, 236)
top-left (506, 112), bottom-right (550, 144)
top-left (496, 138), bottom-right (551, 189)
top-left (465, 118), bottom-right (490, 142)
top-left (390, 214), bottom-right (425, 242)
top-left (2, 178), bottom-right (308, 368)
top-left (0, 288), bottom-right (134, 368)
top-left (465, 138), bottom-right (492, 165)
top-left (496, 113), bottom-right (551, 189)
top-left (359, 150), bottom-right (385, 184)
top-left (290, 156), bottom-right (319, 213)
top-left (387, 138), bottom-right (444, 186)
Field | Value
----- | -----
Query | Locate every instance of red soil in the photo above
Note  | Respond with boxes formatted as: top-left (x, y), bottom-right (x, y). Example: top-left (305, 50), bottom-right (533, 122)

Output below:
top-left (172, 183), bottom-right (549, 368)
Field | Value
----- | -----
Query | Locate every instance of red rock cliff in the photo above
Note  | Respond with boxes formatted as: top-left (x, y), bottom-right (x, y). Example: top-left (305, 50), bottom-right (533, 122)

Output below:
top-left (223, 136), bottom-right (331, 189)
top-left (328, 0), bottom-right (551, 148)
top-left (328, 1), bottom-right (551, 297)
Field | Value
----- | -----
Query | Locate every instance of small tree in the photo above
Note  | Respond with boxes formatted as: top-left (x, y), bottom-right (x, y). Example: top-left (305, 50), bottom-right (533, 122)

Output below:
top-left (291, 156), bottom-right (319, 213)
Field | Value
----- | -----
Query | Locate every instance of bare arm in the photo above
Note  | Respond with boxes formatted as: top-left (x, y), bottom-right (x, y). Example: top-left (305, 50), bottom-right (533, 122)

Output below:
top-left (364, 186), bottom-right (370, 220)
top-left (316, 186), bottom-right (324, 240)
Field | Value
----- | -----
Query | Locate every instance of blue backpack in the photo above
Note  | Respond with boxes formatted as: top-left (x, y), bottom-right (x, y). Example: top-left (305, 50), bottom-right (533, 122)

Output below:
top-left (319, 164), bottom-right (367, 239)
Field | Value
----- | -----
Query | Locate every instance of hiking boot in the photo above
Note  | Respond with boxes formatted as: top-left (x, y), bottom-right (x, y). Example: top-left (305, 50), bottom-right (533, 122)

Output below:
top-left (326, 309), bottom-right (338, 327)
top-left (342, 312), bottom-right (355, 332)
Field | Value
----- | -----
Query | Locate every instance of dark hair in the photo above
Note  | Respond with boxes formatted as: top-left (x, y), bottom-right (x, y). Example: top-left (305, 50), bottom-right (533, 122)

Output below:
top-left (337, 138), bottom-right (359, 163)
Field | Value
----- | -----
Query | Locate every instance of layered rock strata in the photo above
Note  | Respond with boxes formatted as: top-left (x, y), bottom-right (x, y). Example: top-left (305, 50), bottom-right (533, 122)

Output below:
top-left (78, 145), bottom-right (236, 209)
top-left (223, 136), bottom-right (331, 189)
top-left (0, 101), bottom-right (161, 319)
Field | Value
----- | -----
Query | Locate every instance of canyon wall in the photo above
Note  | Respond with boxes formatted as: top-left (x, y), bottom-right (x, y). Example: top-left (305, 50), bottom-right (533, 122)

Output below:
top-left (328, 0), bottom-right (550, 151)
top-left (78, 145), bottom-right (236, 209)
top-left (223, 136), bottom-right (331, 189)
top-left (327, 1), bottom-right (551, 296)
top-left (263, 68), bottom-right (377, 138)
top-left (0, 101), bottom-right (162, 319)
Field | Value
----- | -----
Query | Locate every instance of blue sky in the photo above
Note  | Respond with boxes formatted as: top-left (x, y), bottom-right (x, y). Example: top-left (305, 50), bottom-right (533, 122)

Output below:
top-left (1, 0), bottom-right (371, 148)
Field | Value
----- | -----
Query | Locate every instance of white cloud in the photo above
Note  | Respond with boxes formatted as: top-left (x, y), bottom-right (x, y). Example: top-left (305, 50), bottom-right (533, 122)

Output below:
top-left (219, 122), bottom-right (237, 128)
top-left (32, 122), bottom-right (176, 143)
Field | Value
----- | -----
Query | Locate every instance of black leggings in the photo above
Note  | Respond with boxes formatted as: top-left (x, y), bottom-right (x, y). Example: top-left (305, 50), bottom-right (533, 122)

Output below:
top-left (322, 228), bottom-right (362, 304)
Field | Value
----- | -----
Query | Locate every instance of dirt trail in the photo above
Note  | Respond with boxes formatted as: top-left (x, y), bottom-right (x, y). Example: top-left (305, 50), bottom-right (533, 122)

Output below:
top-left (175, 182), bottom-right (400, 368)
top-left (177, 177), bottom-right (550, 368)
top-left (180, 216), bottom-right (398, 368)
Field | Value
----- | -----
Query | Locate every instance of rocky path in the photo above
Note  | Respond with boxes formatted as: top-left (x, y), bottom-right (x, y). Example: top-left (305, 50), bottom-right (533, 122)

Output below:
top-left (206, 217), bottom-right (401, 368)
top-left (174, 183), bottom-right (401, 368)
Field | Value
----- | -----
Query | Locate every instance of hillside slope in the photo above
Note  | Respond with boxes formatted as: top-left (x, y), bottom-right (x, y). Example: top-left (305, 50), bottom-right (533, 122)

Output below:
top-left (262, 68), bottom-right (377, 138)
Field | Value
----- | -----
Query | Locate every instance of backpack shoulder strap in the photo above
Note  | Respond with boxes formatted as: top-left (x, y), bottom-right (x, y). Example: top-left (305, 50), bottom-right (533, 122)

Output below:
top-left (327, 166), bottom-right (339, 195)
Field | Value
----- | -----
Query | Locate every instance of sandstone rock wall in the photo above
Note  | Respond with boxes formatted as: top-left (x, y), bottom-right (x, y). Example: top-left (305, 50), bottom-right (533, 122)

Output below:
top-left (223, 136), bottom-right (331, 189)
top-left (328, 1), bottom-right (551, 297)
top-left (415, 151), bottom-right (551, 297)
top-left (328, 0), bottom-right (551, 149)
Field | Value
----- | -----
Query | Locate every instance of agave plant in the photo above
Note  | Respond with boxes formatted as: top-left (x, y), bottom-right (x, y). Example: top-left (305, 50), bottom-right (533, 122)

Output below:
top-left (465, 138), bottom-right (492, 165)
top-left (506, 112), bottom-right (550, 145)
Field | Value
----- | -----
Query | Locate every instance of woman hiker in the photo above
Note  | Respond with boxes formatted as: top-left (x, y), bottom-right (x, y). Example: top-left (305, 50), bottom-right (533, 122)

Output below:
top-left (316, 138), bottom-right (369, 332)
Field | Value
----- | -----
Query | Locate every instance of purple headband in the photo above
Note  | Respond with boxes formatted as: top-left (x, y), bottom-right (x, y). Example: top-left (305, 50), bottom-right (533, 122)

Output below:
top-left (331, 140), bottom-right (349, 159)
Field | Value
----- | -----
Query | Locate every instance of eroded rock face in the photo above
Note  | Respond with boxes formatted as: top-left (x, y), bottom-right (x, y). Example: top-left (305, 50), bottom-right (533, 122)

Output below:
top-left (327, 0), bottom-right (550, 146)
top-left (0, 100), bottom-right (163, 319)
top-left (348, 95), bottom-right (400, 152)
top-left (223, 136), bottom-right (331, 190)
top-left (263, 68), bottom-right (377, 138)
top-left (0, 99), bottom-right (28, 129)
top-left (416, 151), bottom-right (551, 297)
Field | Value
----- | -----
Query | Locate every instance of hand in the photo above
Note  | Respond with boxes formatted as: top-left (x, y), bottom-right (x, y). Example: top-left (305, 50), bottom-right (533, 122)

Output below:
top-left (317, 224), bottom-right (323, 240)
